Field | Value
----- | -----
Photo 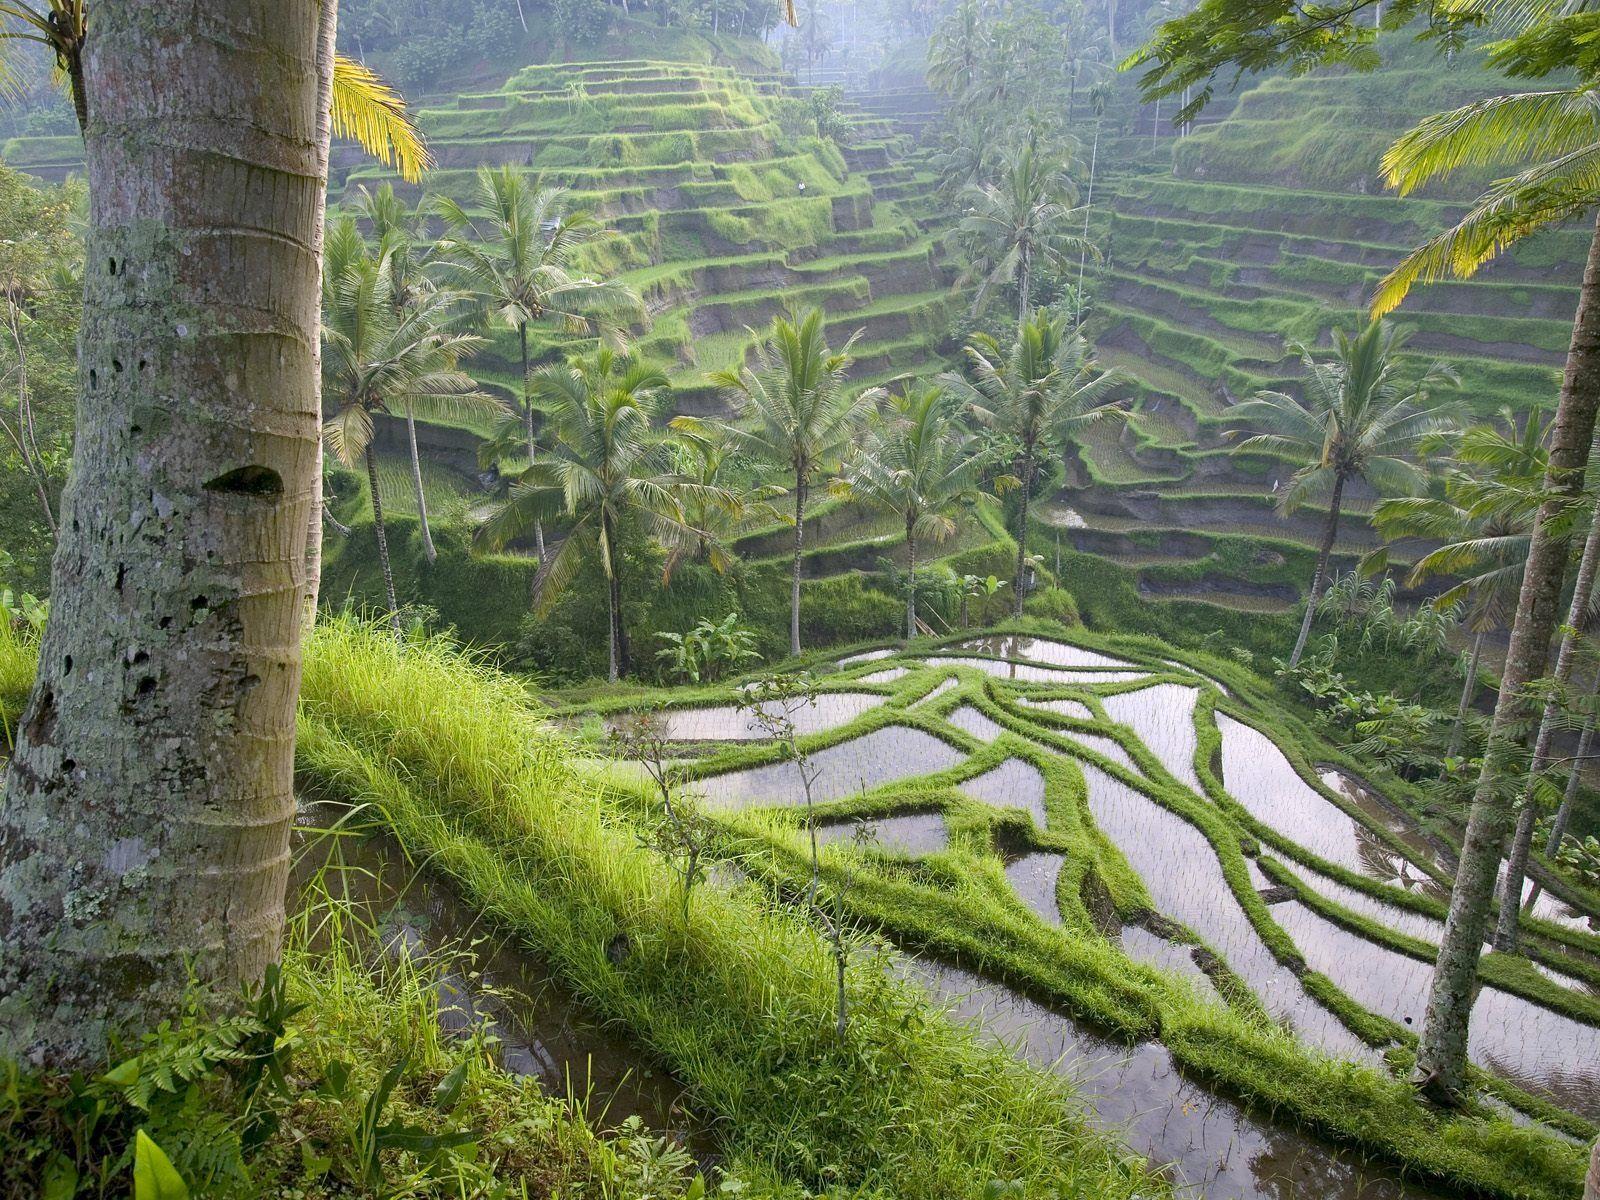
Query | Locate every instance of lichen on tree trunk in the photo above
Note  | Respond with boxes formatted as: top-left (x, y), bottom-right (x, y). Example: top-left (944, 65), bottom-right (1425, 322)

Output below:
top-left (0, 0), bottom-right (324, 1069)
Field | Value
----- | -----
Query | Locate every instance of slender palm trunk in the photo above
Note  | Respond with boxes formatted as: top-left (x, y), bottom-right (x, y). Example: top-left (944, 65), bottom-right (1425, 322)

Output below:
top-left (1017, 251), bottom-right (1031, 327)
top-left (3, 304), bottom-right (55, 532)
top-left (1289, 474), bottom-right (1346, 668)
top-left (906, 518), bottom-right (919, 639)
top-left (0, 0), bottom-right (323, 1069)
top-left (1415, 208), bottom-right (1600, 1102)
top-left (1545, 671), bottom-right (1599, 863)
top-left (1076, 124), bottom-right (1099, 327)
top-left (520, 321), bottom-right (546, 563)
top-left (603, 512), bottom-right (629, 681)
top-left (1495, 476), bottom-right (1600, 950)
top-left (304, 0), bottom-right (338, 628)
top-left (406, 406), bottom-right (436, 563)
top-left (791, 474), bottom-right (808, 657)
top-left (1447, 629), bottom-right (1485, 759)
top-left (366, 445), bottom-right (405, 639)
top-left (1013, 451), bottom-right (1034, 618)
top-left (1587, 1136), bottom-right (1600, 1200)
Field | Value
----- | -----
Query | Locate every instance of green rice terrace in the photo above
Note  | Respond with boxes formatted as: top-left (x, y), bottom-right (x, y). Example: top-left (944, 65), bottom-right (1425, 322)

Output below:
top-left (545, 623), bottom-right (1600, 1199)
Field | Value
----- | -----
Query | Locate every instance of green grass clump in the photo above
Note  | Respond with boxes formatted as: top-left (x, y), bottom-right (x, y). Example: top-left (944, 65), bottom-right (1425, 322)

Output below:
top-left (296, 616), bottom-right (1170, 1200)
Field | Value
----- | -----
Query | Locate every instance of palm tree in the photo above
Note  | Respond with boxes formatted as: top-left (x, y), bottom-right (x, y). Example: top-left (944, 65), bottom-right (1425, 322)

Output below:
top-left (477, 348), bottom-right (718, 682)
top-left (1365, 14), bottom-right (1600, 1107)
top-left (1373, 412), bottom-right (1550, 757)
top-left (842, 386), bottom-right (992, 638)
top-left (1231, 321), bottom-right (1458, 668)
top-left (321, 219), bottom-right (500, 638)
top-left (953, 135), bottom-right (1090, 323)
top-left (356, 183), bottom-right (454, 562)
top-left (927, 0), bottom-right (984, 99)
top-left (436, 166), bottom-right (641, 561)
top-left (944, 310), bottom-right (1125, 617)
top-left (703, 308), bottom-right (881, 658)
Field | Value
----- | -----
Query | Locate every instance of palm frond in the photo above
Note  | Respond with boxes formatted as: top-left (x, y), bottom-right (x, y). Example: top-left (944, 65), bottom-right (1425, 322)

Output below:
top-left (331, 53), bottom-right (430, 183)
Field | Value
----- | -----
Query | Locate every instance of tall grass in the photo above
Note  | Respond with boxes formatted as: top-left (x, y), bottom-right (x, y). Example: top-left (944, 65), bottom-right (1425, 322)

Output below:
top-left (297, 615), bottom-right (1166, 1199)
top-left (0, 621), bottom-right (38, 750)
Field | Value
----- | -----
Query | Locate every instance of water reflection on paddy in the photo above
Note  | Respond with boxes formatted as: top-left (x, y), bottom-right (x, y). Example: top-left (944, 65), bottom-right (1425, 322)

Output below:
top-left (1080, 762), bottom-right (1372, 1061)
top-left (950, 635), bottom-right (1136, 669)
top-left (1221, 716), bottom-right (1432, 886)
top-left (1004, 851), bottom-right (1064, 924)
top-left (691, 726), bottom-right (964, 810)
top-left (609, 693), bottom-right (880, 741)
top-left (946, 704), bottom-right (1005, 741)
top-left (1276, 901), bottom-right (1600, 1120)
top-left (815, 811), bottom-right (948, 856)
top-left (905, 960), bottom-right (1443, 1200)
top-left (931, 655), bottom-right (1149, 683)
top-left (1101, 683), bottom-right (1201, 790)
top-left (961, 758), bottom-right (1048, 828)
top-left (1017, 695), bottom-right (1093, 720)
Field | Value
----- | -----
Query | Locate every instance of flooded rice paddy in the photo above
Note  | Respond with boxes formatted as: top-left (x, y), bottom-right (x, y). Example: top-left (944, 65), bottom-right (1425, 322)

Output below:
top-left (690, 726), bottom-right (964, 810)
top-left (609, 693), bottom-right (880, 741)
top-left (960, 757), bottom-right (1049, 828)
top-left (907, 960), bottom-right (1443, 1200)
top-left (594, 639), bottom-right (1600, 1169)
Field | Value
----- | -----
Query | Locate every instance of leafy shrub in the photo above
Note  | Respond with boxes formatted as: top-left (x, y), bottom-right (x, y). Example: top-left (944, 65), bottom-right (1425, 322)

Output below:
top-left (1023, 585), bottom-right (1079, 627)
top-left (656, 612), bottom-right (762, 683)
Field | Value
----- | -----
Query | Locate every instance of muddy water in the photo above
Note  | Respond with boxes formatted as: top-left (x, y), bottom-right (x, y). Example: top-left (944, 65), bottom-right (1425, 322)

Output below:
top-left (858, 667), bottom-right (909, 683)
top-left (905, 959), bottom-right (1445, 1200)
top-left (1018, 696), bottom-right (1094, 720)
top-left (912, 677), bottom-right (960, 704)
top-left (1271, 859), bottom-right (1445, 945)
top-left (1275, 901), bottom-right (1600, 1121)
top-left (815, 811), bottom-right (948, 855)
top-left (609, 693), bottom-right (880, 741)
top-left (1220, 716), bottom-right (1433, 888)
top-left (690, 726), bottom-right (965, 810)
top-left (931, 655), bottom-right (1149, 683)
top-left (952, 635), bottom-right (1136, 669)
top-left (961, 758), bottom-right (1049, 828)
top-left (1079, 762), bottom-right (1375, 1062)
top-left (298, 834), bottom-right (689, 1132)
top-left (1102, 684), bottom-right (1202, 791)
top-left (1004, 851), bottom-right (1065, 924)
top-left (946, 704), bottom-right (1005, 741)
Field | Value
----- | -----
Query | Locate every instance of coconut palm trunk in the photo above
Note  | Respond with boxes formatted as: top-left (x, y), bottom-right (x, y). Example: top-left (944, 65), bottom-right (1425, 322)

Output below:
top-left (405, 405), bottom-right (437, 563)
top-left (1495, 477), bottom-right (1600, 949)
top-left (520, 321), bottom-right (547, 563)
top-left (0, 0), bottom-right (323, 1069)
top-left (906, 516), bottom-right (919, 638)
top-left (602, 511), bottom-right (630, 681)
top-left (1013, 450), bottom-right (1036, 618)
top-left (791, 475), bottom-right (809, 657)
top-left (1589, 1135), bottom-right (1600, 1200)
top-left (1414, 210), bottom-right (1600, 1102)
top-left (1545, 673), bottom-right (1599, 863)
top-left (304, 0), bottom-right (339, 627)
top-left (1447, 628), bottom-right (1485, 760)
top-left (1289, 474), bottom-right (1347, 667)
top-left (365, 444), bottom-right (405, 640)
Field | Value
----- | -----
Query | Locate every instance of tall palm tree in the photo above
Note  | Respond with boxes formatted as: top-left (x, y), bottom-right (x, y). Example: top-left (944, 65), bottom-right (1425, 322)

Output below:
top-left (953, 135), bottom-right (1090, 323)
top-left (436, 166), bottom-right (640, 561)
top-left (477, 348), bottom-right (718, 682)
top-left (1373, 412), bottom-right (1550, 756)
top-left (1364, 8), bottom-right (1600, 1106)
top-left (943, 310), bottom-right (1125, 617)
top-left (321, 219), bottom-right (499, 638)
top-left (1231, 321), bottom-right (1458, 668)
top-left (356, 183), bottom-right (454, 562)
top-left (842, 386), bottom-right (993, 637)
top-left (703, 308), bottom-right (881, 657)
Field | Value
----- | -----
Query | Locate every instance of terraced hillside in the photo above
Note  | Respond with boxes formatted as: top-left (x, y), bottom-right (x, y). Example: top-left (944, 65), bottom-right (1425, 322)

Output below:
top-left (327, 59), bottom-right (953, 407)
top-left (1060, 62), bottom-right (1583, 613)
